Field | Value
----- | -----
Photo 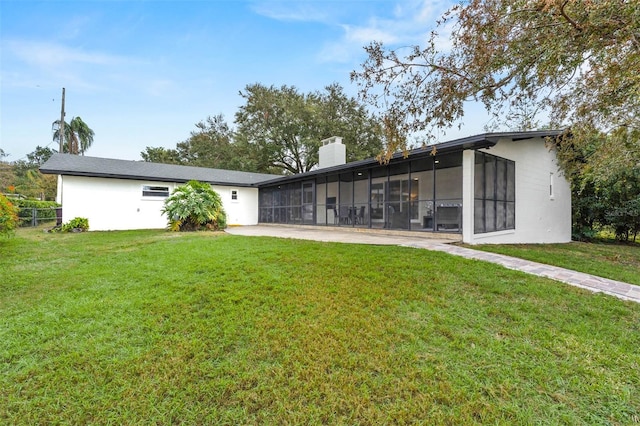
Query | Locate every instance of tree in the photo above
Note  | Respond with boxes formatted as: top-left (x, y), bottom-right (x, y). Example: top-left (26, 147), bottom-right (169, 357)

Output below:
top-left (26, 146), bottom-right (56, 165)
top-left (558, 127), bottom-right (640, 241)
top-left (9, 146), bottom-right (58, 200)
top-left (351, 0), bottom-right (640, 177)
top-left (234, 84), bottom-right (319, 174)
top-left (174, 114), bottom-right (254, 171)
top-left (52, 116), bottom-right (95, 155)
top-left (316, 83), bottom-right (385, 164)
top-left (141, 115), bottom-right (264, 171)
top-left (140, 146), bottom-right (182, 164)
top-left (235, 83), bottom-right (384, 174)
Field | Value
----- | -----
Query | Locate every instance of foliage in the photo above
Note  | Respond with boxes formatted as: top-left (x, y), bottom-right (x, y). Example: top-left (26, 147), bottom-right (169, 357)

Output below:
top-left (552, 129), bottom-right (640, 242)
top-left (174, 114), bottom-right (261, 172)
top-left (142, 84), bottom-right (384, 175)
top-left (52, 116), bottom-right (95, 155)
top-left (8, 154), bottom-right (58, 201)
top-left (50, 217), bottom-right (89, 233)
top-left (141, 84), bottom-right (383, 174)
top-left (141, 115), bottom-right (273, 173)
top-left (162, 180), bottom-right (226, 231)
top-left (602, 167), bottom-right (640, 242)
top-left (0, 162), bottom-right (15, 194)
top-left (351, 0), bottom-right (640, 178)
top-left (1, 229), bottom-right (639, 424)
top-left (1, 145), bottom-right (58, 201)
top-left (140, 146), bottom-right (182, 165)
top-left (235, 83), bottom-right (384, 174)
top-left (12, 199), bottom-right (60, 226)
top-left (26, 146), bottom-right (56, 165)
top-left (0, 193), bottom-right (19, 237)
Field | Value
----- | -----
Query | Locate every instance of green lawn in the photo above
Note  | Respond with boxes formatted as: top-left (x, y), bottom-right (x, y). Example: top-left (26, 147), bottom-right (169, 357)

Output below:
top-left (467, 241), bottom-right (640, 286)
top-left (2, 228), bottom-right (639, 424)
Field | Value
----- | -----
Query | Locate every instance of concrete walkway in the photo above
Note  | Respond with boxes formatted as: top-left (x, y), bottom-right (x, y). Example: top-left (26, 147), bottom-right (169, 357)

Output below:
top-left (226, 225), bottom-right (640, 304)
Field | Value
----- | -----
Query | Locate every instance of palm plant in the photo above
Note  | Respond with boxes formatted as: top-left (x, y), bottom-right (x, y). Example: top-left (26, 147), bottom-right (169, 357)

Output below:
top-left (52, 116), bottom-right (95, 155)
top-left (162, 181), bottom-right (227, 231)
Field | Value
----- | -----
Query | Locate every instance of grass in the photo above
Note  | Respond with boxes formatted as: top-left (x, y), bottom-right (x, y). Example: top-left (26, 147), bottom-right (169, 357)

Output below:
top-left (466, 240), bottom-right (640, 286)
top-left (1, 228), bottom-right (640, 424)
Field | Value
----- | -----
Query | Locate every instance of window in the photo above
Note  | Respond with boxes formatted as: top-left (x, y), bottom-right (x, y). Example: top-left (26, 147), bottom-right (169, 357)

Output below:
top-left (142, 185), bottom-right (169, 197)
top-left (231, 190), bottom-right (238, 201)
top-left (474, 152), bottom-right (515, 234)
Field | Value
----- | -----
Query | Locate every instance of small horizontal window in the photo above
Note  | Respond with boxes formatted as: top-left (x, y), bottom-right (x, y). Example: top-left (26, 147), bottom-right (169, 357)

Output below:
top-left (142, 185), bottom-right (169, 197)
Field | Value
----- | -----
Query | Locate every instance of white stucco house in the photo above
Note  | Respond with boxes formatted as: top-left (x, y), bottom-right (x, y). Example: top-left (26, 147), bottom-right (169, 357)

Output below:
top-left (40, 155), bottom-right (280, 231)
top-left (40, 130), bottom-right (571, 244)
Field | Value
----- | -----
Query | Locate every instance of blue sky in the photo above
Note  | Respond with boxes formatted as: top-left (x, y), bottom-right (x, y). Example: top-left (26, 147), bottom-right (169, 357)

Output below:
top-left (1, 0), bottom-right (490, 162)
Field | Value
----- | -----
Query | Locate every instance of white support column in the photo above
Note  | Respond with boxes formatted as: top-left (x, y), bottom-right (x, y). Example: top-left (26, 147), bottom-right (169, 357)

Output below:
top-left (461, 150), bottom-right (475, 244)
top-left (56, 175), bottom-right (63, 205)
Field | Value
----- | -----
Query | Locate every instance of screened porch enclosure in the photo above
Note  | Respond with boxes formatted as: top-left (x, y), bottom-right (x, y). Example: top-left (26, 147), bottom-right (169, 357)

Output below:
top-left (258, 152), bottom-right (464, 232)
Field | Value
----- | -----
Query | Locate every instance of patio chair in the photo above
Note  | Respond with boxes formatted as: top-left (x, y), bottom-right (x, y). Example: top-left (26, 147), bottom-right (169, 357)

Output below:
top-left (339, 206), bottom-right (351, 224)
top-left (356, 206), bottom-right (366, 225)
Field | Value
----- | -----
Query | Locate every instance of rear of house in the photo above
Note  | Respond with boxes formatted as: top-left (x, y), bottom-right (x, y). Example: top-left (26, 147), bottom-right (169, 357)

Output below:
top-left (41, 130), bottom-right (571, 244)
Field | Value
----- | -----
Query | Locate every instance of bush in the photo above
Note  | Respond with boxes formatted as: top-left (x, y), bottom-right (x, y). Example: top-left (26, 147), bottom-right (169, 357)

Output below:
top-left (51, 217), bottom-right (89, 233)
top-left (162, 181), bottom-right (227, 231)
top-left (0, 194), bottom-right (19, 237)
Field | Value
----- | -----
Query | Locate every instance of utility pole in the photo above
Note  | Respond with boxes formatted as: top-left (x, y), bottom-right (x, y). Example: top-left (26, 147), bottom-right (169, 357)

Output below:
top-left (59, 88), bottom-right (65, 153)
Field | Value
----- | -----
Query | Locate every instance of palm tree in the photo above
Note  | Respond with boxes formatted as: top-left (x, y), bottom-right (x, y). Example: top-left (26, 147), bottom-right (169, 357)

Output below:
top-left (52, 116), bottom-right (95, 155)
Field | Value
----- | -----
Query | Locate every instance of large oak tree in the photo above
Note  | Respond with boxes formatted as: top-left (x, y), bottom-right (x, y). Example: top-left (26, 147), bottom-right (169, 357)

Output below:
top-left (235, 83), bottom-right (384, 174)
top-left (351, 0), bottom-right (640, 179)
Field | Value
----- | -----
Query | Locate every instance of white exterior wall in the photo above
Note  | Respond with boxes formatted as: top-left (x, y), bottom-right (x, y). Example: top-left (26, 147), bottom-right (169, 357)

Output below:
top-left (59, 175), bottom-right (259, 231)
top-left (462, 137), bottom-right (571, 244)
top-left (213, 185), bottom-right (259, 226)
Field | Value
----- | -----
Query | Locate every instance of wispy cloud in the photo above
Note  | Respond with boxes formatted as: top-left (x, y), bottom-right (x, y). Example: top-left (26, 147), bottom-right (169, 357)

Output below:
top-left (249, 1), bottom-right (332, 23)
top-left (5, 40), bottom-right (126, 69)
top-left (312, 0), bottom-right (454, 64)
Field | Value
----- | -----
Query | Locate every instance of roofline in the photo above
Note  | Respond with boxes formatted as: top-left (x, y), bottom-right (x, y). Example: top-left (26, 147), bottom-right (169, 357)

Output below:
top-left (39, 153), bottom-right (282, 186)
top-left (38, 168), bottom-right (261, 187)
top-left (256, 129), bottom-right (565, 187)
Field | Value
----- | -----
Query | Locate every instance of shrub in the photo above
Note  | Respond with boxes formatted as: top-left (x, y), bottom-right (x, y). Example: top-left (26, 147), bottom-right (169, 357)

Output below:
top-left (162, 181), bottom-right (227, 231)
top-left (0, 194), bottom-right (19, 237)
top-left (51, 217), bottom-right (89, 233)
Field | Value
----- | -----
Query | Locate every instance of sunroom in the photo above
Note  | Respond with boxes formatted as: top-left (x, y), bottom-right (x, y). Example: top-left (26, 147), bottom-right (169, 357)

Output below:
top-left (256, 130), bottom-right (571, 245)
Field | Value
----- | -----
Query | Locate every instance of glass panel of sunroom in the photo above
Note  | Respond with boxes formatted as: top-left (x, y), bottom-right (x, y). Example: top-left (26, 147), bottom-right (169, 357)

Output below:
top-left (353, 170), bottom-right (369, 227)
top-left (370, 167), bottom-right (386, 229)
top-left (474, 199), bottom-right (485, 233)
top-left (474, 152), bottom-right (484, 198)
top-left (338, 172), bottom-right (354, 225)
top-left (387, 162), bottom-right (409, 229)
top-left (507, 161), bottom-right (516, 202)
top-left (435, 153), bottom-right (462, 231)
top-left (411, 158), bottom-right (435, 230)
top-left (326, 174), bottom-right (339, 225)
top-left (316, 176), bottom-right (327, 225)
